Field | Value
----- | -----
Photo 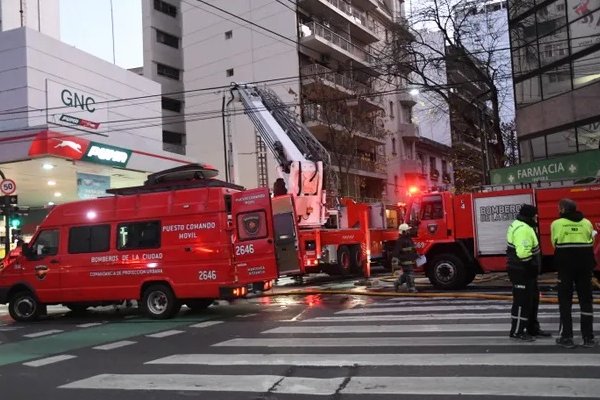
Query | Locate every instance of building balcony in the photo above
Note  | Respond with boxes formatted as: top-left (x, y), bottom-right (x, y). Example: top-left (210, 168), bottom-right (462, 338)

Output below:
top-left (303, 104), bottom-right (386, 144)
top-left (397, 122), bottom-right (418, 138)
top-left (298, 0), bottom-right (379, 43)
top-left (351, 0), bottom-right (378, 11)
top-left (398, 158), bottom-right (423, 175)
top-left (299, 22), bottom-right (379, 75)
top-left (300, 64), bottom-right (382, 111)
top-left (331, 153), bottom-right (387, 178)
top-left (397, 91), bottom-right (417, 106)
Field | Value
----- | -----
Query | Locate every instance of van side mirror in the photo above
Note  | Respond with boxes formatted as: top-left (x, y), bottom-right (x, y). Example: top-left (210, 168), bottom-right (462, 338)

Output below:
top-left (21, 242), bottom-right (34, 258)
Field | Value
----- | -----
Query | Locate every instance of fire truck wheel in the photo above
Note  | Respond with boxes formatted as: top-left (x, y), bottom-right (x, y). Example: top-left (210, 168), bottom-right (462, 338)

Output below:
top-left (350, 245), bottom-right (363, 274)
top-left (185, 299), bottom-right (214, 313)
top-left (337, 245), bottom-right (352, 275)
top-left (427, 254), bottom-right (467, 290)
top-left (141, 284), bottom-right (179, 319)
top-left (9, 291), bottom-right (42, 322)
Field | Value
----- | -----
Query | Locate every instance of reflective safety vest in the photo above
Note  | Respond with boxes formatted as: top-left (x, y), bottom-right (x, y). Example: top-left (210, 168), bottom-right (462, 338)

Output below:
top-left (506, 219), bottom-right (540, 262)
top-left (551, 218), bottom-right (594, 249)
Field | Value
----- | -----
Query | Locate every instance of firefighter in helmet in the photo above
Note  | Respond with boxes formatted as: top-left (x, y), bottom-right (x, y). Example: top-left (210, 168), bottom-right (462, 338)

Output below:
top-left (552, 198), bottom-right (596, 349)
top-left (392, 223), bottom-right (418, 293)
top-left (506, 204), bottom-right (551, 341)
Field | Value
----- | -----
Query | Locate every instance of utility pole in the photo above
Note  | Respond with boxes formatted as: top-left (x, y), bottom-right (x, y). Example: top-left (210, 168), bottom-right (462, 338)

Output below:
top-left (0, 169), bottom-right (10, 257)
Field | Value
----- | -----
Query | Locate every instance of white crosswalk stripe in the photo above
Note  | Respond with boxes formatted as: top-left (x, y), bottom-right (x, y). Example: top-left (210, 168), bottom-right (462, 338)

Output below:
top-left (60, 299), bottom-right (600, 398)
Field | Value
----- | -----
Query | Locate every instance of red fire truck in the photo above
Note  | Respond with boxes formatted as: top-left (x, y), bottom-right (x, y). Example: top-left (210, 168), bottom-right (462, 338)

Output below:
top-left (0, 165), bottom-right (289, 321)
top-left (230, 84), bottom-right (400, 279)
top-left (403, 182), bottom-right (600, 290)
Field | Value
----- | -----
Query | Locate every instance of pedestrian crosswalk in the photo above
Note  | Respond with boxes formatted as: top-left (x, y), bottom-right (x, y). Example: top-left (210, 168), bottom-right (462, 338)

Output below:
top-left (59, 296), bottom-right (599, 398)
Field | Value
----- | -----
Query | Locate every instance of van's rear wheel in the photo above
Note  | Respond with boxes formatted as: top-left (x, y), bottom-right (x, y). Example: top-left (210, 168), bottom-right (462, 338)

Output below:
top-left (141, 284), bottom-right (180, 319)
top-left (185, 299), bottom-right (214, 313)
top-left (9, 291), bottom-right (41, 322)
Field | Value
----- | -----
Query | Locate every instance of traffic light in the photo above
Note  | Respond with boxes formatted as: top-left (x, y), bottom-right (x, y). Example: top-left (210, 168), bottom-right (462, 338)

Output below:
top-left (9, 215), bottom-right (22, 229)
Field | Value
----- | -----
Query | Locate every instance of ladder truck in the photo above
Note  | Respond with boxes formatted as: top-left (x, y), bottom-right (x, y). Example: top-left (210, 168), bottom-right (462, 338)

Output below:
top-left (230, 83), bottom-right (400, 278)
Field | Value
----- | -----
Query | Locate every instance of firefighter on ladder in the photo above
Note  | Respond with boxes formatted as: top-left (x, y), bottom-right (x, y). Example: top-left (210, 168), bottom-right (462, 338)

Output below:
top-left (506, 204), bottom-right (552, 341)
top-left (392, 223), bottom-right (418, 293)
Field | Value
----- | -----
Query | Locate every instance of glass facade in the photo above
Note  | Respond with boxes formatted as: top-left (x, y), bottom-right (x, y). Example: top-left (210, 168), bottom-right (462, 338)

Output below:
top-left (509, 0), bottom-right (600, 107)
top-left (519, 119), bottom-right (600, 162)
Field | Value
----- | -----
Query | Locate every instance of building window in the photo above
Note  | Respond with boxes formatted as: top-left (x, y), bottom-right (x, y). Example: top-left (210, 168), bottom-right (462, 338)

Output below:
top-left (163, 130), bottom-right (186, 155)
top-left (68, 225), bottom-right (110, 254)
top-left (157, 63), bottom-right (180, 80)
top-left (117, 221), bottom-right (161, 250)
top-left (401, 104), bottom-right (412, 123)
top-left (392, 138), bottom-right (397, 155)
top-left (161, 96), bottom-right (182, 112)
top-left (442, 159), bottom-right (448, 174)
top-left (226, 68), bottom-right (234, 77)
top-left (546, 129), bottom-right (576, 157)
top-left (389, 101), bottom-right (395, 118)
top-left (156, 29), bottom-right (179, 48)
top-left (154, 0), bottom-right (177, 17)
top-left (163, 130), bottom-right (185, 145)
top-left (225, 30), bottom-right (233, 40)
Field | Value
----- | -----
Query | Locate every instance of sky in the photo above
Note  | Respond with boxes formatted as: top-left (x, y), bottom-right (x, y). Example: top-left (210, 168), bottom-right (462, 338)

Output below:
top-left (60, 0), bottom-right (143, 69)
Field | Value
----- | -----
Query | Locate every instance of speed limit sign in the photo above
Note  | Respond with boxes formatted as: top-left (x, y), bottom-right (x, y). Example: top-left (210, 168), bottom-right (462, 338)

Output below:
top-left (0, 179), bottom-right (16, 195)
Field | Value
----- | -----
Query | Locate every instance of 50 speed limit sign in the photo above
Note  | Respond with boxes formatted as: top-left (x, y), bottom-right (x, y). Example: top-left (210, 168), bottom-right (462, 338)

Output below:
top-left (0, 179), bottom-right (16, 195)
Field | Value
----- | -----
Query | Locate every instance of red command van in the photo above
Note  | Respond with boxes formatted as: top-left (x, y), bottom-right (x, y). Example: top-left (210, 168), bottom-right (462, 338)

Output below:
top-left (0, 165), bottom-right (289, 321)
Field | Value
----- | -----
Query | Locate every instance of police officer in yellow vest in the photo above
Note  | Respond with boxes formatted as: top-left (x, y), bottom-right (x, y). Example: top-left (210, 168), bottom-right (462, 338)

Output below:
top-left (506, 204), bottom-right (551, 341)
top-left (552, 198), bottom-right (596, 349)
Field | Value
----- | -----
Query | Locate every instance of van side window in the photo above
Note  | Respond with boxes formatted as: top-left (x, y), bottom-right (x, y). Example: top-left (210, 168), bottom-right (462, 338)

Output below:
top-left (117, 221), bottom-right (161, 250)
top-left (68, 225), bottom-right (110, 253)
top-left (30, 229), bottom-right (59, 256)
top-left (237, 211), bottom-right (267, 241)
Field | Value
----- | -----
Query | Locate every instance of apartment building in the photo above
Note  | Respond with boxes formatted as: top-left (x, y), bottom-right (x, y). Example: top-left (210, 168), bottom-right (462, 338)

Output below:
top-left (142, 0), bottom-right (186, 155)
top-left (169, 0), bottom-right (419, 202)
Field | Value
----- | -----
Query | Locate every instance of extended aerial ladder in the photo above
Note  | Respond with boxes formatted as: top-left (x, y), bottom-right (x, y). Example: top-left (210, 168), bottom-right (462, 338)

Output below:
top-left (229, 83), bottom-right (403, 278)
top-left (230, 83), bottom-right (336, 228)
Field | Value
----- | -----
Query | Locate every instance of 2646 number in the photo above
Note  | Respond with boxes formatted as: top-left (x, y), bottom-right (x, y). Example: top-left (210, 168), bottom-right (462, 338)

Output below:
top-left (235, 244), bottom-right (255, 256)
top-left (198, 270), bottom-right (217, 280)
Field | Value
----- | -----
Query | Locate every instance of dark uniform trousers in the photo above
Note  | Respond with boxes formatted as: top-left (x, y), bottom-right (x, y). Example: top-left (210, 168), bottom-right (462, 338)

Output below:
top-left (557, 264), bottom-right (594, 339)
top-left (508, 268), bottom-right (540, 336)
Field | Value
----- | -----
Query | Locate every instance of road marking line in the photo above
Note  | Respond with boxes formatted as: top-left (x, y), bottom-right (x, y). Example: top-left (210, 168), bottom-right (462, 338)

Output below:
top-left (23, 355), bottom-right (76, 367)
top-left (77, 322), bottom-right (104, 328)
top-left (59, 374), bottom-right (345, 395)
top-left (237, 313), bottom-right (257, 318)
top-left (93, 341), bottom-right (137, 351)
top-left (263, 323), bottom-right (600, 334)
top-left (343, 376), bottom-right (600, 397)
top-left (146, 353), bottom-right (600, 367)
top-left (336, 304), bottom-right (556, 314)
top-left (304, 312), bottom-right (560, 322)
top-left (24, 329), bottom-right (63, 338)
top-left (189, 321), bottom-right (223, 328)
top-left (0, 327), bottom-right (20, 332)
top-left (146, 330), bottom-right (184, 338)
top-left (213, 336), bottom-right (556, 347)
